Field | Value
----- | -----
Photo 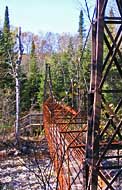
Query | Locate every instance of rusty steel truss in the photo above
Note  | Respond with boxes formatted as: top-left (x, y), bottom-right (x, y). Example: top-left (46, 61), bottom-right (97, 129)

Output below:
top-left (43, 97), bottom-right (87, 190)
top-left (85, 0), bottom-right (122, 189)
top-left (43, 0), bottom-right (122, 189)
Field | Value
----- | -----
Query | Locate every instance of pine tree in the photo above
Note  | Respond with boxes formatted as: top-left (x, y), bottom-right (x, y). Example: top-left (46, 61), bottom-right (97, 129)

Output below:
top-left (3, 6), bottom-right (10, 40)
top-left (0, 6), bottom-right (15, 125)
top-left (0, 6), bottom-right (14, 88)
top-left (76, 9), bottom-right (87, 111)
top-left (29, 40), bottom-right (38, 81)
top-left (67, 37), bottom-right (77, 108)
top-left (29, 40), bottom-right (40, 109)
top-left (3, 6), bottom-right (13, 63)
top-left (78, 10), bottom-right (85, 53)
top-left (0, 31), bottom-right (5, 85)
top-left (37, 71), bottom-right (45, 109)
top-left (20, 71), bottom-right (31, 112)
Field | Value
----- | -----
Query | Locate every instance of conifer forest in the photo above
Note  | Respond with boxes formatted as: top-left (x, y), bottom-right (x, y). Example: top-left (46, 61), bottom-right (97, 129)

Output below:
top-left (0, 0), bottom-right (122, 190)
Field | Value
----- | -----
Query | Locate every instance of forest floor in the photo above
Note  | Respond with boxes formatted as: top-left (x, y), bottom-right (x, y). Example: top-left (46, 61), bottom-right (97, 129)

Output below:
top-left (0, 135), bottom-right (56, 190)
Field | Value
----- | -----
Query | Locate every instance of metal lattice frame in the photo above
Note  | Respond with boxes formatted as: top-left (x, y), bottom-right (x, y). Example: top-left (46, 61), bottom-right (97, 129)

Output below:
top-left (85, 0), bottom-right (122, 189)
top-left (43, 97), bottom-right (87, 190)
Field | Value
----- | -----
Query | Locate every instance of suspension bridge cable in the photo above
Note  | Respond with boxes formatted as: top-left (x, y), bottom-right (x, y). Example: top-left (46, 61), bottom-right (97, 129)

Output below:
top-left (44, 63), bottom-right (54, 100)
top-left (60, 6), bottom-right (96, 105)
top-left (77, 25), bottom-right (91, 92)
top-left (60, 25), bottom-right (92, 104)
top-left (84, 0), bottom-right (92, 23)
top-left (78, 6), bottom-right (96, 92)
top-left (44, 5), bottom-right (97, 105)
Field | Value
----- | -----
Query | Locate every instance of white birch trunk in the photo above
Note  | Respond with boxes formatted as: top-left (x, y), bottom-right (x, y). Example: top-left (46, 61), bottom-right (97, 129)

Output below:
top-left (15, 27), bottom-right (23, 144)
top-left (15, 63), bottom-right (20, 143)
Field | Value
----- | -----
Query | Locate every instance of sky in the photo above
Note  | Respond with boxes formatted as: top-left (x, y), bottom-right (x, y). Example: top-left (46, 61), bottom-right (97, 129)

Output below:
top-left (0, 0), bottom-right (87, 34)
top-left (0, 1), bottom-right (117, 35)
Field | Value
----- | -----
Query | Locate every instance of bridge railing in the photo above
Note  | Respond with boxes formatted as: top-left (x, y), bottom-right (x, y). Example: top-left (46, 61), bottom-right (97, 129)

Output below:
top-left (18, 113), bottom-right (43, 137)
top-left (19, 113), bottom-right (43, 128)
top-left (43, 97), bottom-right (121, 190)
top-left (43, 97), bottom-right (87, 190)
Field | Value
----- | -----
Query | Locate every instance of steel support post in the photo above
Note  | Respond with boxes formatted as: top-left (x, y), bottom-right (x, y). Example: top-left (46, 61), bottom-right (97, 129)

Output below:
top-left (86, 0), bottom-right (105, 189)
top-left (85, 0), bottom-right (122, 189)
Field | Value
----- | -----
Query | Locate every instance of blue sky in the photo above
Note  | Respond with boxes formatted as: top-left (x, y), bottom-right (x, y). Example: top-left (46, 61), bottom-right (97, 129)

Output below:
top-left (0, 1), bottom-right (116, 35)
top-left (0, 0), bottom-right (86, 34)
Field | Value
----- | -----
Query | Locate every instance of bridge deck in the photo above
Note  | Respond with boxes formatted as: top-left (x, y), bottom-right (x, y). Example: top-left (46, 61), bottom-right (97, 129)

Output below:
top-left (43, 97), bottom-right (122, 190)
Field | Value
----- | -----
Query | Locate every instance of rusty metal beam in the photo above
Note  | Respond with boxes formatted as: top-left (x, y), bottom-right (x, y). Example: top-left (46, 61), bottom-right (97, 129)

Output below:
top-left (87, 0), bottom-right (104, 189)
top-left (86, 0), bottom-right (122, 189)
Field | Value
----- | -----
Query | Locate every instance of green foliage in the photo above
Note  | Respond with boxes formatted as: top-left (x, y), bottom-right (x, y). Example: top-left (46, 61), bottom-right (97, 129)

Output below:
top-left (3, 6), bottom-right (10, 32)
top-left (103, 7), bottom-right (122, 105)
top-left (0, 6), bottom-right (16, 125)
top-left (29, 40), bottom-right (38, 81)
top-left (28, 40), bottom-right (41, 109)
top-left (75, 9), bottom-right (90, 111)
top-left (20, 71), bottom-right (31, 112)
top-left (37, 72), bottom-right (45, 108)
top-left (50, 52), bottom-right (71, 101)
top-left (78, 9), bottom-right (86, 53)
top-left (0, 6), bottom-right (15, 89)
top-left (0, 5), bottom-right (120, 126)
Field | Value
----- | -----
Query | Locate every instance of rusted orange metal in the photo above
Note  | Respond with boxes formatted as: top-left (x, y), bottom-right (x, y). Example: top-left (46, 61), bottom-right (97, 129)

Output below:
top-left (43, 96), bottom-right (122, 189)
top-left (86, 0), bottom-right (122, 189)
top-left (43, 97), bottom-right (87, 190)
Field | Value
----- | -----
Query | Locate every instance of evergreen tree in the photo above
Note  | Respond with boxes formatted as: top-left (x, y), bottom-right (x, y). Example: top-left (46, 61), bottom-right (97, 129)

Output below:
top-left (78, 9), bottom-right (85, 53)
top-left (0, 6), bottom-right (14, 89)
top-left (0, 6), bottom-right (15, 125)
top-left (37, 71), bottom-right (45, 109)
top-left (20, 71), bottom-right (31, 113)
top-left (67, 37), bottom-right (74, 60)
top-left (29, 40), bottom-right (40, 109)
top-left (77, 9), bottom-right (88, 111)
top-left (3, 6), bottom-right (13, 63)
top-left (29, 40), bottom-right (37, 79)
top-left (0, 31), bottom-right (5, 86)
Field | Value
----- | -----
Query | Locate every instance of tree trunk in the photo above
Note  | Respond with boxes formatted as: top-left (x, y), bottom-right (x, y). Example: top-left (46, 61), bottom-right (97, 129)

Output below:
top-left (15, 63), bottom-right (20, 144)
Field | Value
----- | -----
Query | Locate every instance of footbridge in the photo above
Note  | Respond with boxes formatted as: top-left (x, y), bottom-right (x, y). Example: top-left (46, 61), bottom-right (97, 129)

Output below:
top-left (43, 0), bottom-right (122, 189)
top-left (43, 97), bottom-right (122, 190)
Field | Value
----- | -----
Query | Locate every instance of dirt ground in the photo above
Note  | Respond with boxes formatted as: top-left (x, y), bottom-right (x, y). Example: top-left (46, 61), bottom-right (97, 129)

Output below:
top-left (0, 137), bottom-right (56, 190)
